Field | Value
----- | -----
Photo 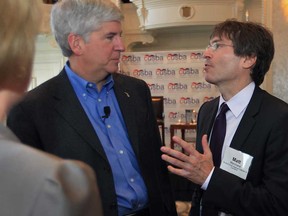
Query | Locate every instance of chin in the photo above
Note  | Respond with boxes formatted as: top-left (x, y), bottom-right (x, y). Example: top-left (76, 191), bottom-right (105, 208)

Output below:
top-left (204, 77), bottom-right (216, 85)
top-left (106, 66), bottom-right (119, 74)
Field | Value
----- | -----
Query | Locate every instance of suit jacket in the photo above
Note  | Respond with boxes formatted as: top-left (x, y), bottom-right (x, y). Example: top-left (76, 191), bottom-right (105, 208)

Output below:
top-left (0, 124), bottom-right (103, 216)
top-left (190, 86), bottom-right (288, 216)
top-left (7, 69), bottom-right (177, 216)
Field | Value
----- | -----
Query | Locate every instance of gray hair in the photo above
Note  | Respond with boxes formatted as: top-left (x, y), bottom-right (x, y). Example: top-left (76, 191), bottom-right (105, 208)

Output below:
top-left (51, 0), bottom-right (123, 57)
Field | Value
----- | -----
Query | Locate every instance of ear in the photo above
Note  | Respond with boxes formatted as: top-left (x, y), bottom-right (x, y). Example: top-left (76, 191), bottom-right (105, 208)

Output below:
top-left (67, 33), bottom-right (84, 56)
top-left (242, 55), bottom-right (257, 69)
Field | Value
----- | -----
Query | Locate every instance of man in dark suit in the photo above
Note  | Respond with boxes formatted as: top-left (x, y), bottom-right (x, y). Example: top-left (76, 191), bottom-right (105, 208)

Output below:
top-left (7, 0), bottom-right (177, 216)
top-left (161, 19), bottom-right (288, 215)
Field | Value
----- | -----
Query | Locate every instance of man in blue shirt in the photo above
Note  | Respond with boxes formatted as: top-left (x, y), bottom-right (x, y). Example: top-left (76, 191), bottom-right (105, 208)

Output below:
top-left (7, 0), bottom-right (177, 216)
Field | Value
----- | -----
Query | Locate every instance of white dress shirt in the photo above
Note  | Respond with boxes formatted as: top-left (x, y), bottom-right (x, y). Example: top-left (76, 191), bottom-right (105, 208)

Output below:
top-left (201, 82), bottom-right (255, 215)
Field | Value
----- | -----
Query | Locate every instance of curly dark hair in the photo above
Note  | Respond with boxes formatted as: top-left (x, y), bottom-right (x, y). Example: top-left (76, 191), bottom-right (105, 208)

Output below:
top-left (210, 19), bottom-right (274, 86)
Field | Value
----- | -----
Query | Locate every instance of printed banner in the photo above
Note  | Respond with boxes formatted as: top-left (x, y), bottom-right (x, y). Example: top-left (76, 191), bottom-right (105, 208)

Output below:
top-left (120, 50), bottom-right (220, 146)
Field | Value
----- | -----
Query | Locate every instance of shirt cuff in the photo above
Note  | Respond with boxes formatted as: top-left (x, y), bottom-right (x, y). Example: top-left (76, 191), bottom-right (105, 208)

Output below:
top-left (201, 166), bottom-right (215, 190)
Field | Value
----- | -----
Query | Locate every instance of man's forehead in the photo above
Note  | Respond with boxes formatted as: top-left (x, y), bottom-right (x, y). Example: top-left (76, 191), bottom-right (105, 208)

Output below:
top-left (210, 35), bottom-right (230, 43)
top-left (93, 21), bottom-right (122, 33)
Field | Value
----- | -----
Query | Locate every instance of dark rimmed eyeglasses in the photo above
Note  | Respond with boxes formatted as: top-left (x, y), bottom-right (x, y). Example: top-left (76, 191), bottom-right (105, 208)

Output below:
top-left (206, 42), bottom-right (234, 52)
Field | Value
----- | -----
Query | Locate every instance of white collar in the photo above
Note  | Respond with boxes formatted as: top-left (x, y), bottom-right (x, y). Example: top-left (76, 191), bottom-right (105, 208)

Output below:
top-left (219, 82), bottom-right (255, 118)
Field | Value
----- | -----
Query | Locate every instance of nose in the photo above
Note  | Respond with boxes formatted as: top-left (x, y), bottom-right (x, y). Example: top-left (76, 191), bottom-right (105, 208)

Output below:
top-left (202, 48), bottom-right (212, 60)
top-left (114, 36), bottom-right (125, 52)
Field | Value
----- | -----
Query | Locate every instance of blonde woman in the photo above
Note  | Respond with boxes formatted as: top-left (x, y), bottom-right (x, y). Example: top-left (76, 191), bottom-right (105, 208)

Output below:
top-left (0, 1), bottom-right (103, 215)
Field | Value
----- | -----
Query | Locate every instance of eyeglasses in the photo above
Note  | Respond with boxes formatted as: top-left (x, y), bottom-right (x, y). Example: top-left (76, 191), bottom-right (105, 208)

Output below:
top-left (206, 42), bottom-right (234, 52)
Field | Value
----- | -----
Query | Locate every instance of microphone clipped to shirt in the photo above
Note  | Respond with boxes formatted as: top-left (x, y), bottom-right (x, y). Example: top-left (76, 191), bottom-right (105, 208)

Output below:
top-left (102, 106), bottom-right (111, 119)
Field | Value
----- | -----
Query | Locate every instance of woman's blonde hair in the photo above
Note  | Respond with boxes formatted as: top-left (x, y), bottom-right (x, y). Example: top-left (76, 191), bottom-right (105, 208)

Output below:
top-left (0, 0), bottom-right (40, 88)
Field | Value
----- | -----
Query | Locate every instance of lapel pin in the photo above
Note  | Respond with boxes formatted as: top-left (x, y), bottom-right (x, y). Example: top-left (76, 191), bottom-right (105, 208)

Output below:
top-left (124, 92), bottom-right (130, 97)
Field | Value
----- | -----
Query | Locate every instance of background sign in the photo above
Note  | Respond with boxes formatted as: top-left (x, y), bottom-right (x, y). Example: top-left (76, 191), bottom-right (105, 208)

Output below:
top-left (120, 50), bottom-right (220, 146)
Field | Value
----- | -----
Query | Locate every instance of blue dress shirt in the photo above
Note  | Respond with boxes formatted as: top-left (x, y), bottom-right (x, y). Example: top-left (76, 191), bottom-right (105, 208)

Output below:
top-left (65, 62), bottom-right (148, 215)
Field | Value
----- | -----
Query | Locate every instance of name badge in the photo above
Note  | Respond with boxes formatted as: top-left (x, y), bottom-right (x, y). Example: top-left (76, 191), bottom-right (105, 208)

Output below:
top-left (220, 147), bottom-right (253, 180)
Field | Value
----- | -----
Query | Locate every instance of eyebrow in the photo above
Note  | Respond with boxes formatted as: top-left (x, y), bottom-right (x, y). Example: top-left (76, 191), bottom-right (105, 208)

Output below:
top-left (105, 31), bottom-right (117, 35)
top-left (210, 39), bottom-right (221, 44)
top-left (105, 31), bottom-right (123, 37)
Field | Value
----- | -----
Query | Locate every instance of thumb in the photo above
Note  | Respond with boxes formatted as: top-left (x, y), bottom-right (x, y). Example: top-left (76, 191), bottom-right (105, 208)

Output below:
top-left (202, 134), bottom-right (211, 156)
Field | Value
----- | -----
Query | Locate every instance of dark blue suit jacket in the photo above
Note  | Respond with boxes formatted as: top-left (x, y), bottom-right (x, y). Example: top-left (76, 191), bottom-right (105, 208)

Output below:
top-left (190, 86), bottom-right (288, 216)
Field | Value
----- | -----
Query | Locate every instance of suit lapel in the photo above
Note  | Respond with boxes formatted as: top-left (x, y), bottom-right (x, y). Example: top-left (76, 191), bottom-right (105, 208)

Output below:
top-left (198, 88), bottom-right (262, 152)
top-left (205, 100), bottom-right (219, 136)
top-left (113, 74), bottom-right (140, 155)
top-left (230, 87), bottom-right (262, 150)
top-left (53, 70), bottom-right (108, 160)
top-left (197, 98), bottom-right (219, 153)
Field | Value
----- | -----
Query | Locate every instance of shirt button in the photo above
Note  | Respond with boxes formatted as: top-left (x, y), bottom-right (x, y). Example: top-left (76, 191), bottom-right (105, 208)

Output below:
top-left (130, 178), bottom-right (134, 183)
top-left (82, 93), bottom-right (86, 97)
top-left (98, 99), bottom-right (102, 102)
top-left (107, 125), bottom-right (111, 128)
top-left (88, 83), bottom-right (93, 87)
top-left (119, 150), bottom-right (124, 154)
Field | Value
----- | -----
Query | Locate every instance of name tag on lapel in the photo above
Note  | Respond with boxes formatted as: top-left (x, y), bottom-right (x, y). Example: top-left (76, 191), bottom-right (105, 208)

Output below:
top-left (220, 147), bottom-right (253, 180)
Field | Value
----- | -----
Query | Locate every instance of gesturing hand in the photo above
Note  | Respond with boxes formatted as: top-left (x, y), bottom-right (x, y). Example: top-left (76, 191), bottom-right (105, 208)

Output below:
top-left (161, 134), bottom-right (214, 185)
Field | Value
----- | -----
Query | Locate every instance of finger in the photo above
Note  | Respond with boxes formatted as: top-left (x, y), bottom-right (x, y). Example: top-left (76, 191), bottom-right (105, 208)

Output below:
top-left (202, 134), bottom-right (212, 155)
top-left (201, 135), bottom-right (209, 152)
top-left (172, 136), bottom-right (196, 155)
top-left (161, 153), bottom-right (186, 169)
top-left (201, 134), bottom-right (213, 161)
top-left (161, 146), bottom-right (188, 163)
top-left (160, 146), bottom-right (178, 156)
top-left (166, 165), bottom-right (188, 178)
